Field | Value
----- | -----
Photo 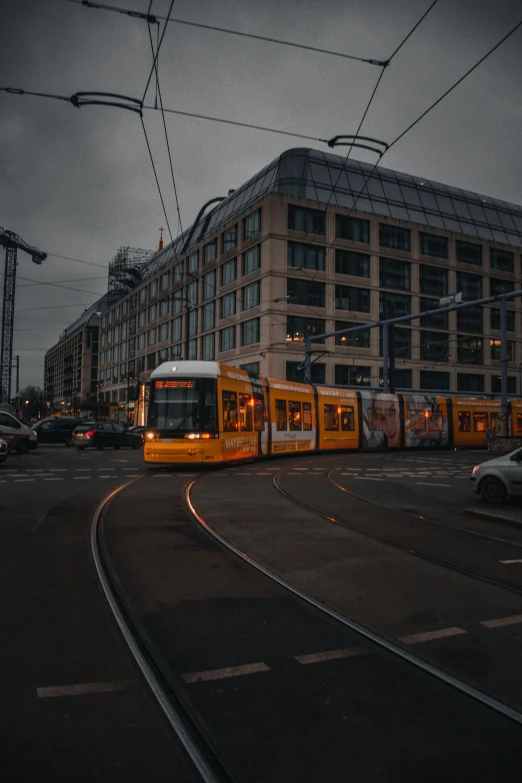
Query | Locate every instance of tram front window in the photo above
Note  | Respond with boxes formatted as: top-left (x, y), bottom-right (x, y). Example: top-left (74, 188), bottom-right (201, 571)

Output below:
top-left (150, 379), bottom-right (217, 432)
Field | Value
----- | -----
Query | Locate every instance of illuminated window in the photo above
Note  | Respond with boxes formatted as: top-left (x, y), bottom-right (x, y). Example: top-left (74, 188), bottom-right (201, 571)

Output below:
top-left (473, 413), bottom-right (489, 432)
top-left (335, 322), bottom-right (370, 348)
top-left (490, 339), bottom-right (514, 361)
top-left (222, 391), bottom-right (237, 431)
top-left (303, 402), bottom-right (312, 431)
top-left (340, 406), bottom-right (355, 431)
top-left (517, 414), bottom-right (522, 433)
top-left (288, 401), bottom-right (302, 431)
top-left (324, 404), bottom-right (339, 431)
top-left (458, 411), bottom-right (471, 432)
top-left (239, 394), bottom-right (252, 431)
top-left (275, 399), bottom-right (287, 431)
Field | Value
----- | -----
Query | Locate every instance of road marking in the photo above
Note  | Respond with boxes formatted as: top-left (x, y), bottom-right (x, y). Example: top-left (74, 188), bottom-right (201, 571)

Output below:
top-left (416, 482), bottom-right (451, 487)
top-left (44, 478), bottom-right (64, 481)
top-left (96, 468), bottom-right (114, 471)
top-left (399, 627), bottom-right (467, 644)
top-left (182, 662), bottom-right (270, 684)
top-left (14, 479), bottom-right (34, 482)
top-left (73, 476), bottom-right (91, 480)
top-left (480, 615), bottom-right (522, 628)
top-left (111, 459), bottom-right (130, 462)
top-left (123, 467), bottom-right (140, 470)
top-left (153, 474), bottom-right (171, 478)
top-left (295, 647), bottom-right (371, 665)
top-left (354, 476), bottom-right (384, 481)
top-left (49, 469), bottom-right (66, 472)
top-left (75, 469), bottom-right (92, 472)
top-left (37, 681), bottom-right (136, 699)
top-left (256, 472), bottom-right (271, 475)
top-left (366, 468), bottom-right (381, 472)
top-left (293, 468), bottom-right (309, 471)
top-left (499, 559), bottom-right (522, 564)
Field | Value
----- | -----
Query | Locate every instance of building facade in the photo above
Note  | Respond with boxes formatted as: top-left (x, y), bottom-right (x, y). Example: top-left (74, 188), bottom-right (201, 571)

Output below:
top-left (96, 147), bottom-right (522, 409)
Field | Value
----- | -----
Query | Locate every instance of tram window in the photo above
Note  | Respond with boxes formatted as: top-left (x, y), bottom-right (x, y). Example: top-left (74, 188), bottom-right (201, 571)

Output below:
top-left (473, 413), bottom-right (488, 432)
top-left (303, 402), bottom-right (312, 431)
top-left (222, 391), bottom-right (238, 431)
top-left (458, 411), bottom-right (471, 432)
top-left (239, 394), bottom-right (253, 431)
top-left (275, 399), bottom-right (287, 430)
top-left (289, 401), bottom-right (302, 431)
top-left (324, 404), bottom-right (339, 431)
top-left (517, 414), bottom-right (522, 433)
top-left (340, 406), bottom-right (355, 431)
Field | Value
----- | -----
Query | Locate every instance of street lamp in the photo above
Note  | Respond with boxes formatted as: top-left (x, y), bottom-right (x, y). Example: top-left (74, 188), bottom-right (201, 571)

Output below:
top-left (125, 374), bottom-right (135, 425)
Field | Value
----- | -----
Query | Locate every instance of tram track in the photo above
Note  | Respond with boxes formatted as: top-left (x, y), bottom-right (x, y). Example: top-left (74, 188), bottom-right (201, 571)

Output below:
top-left (273, 464), bottom-right (522, 597)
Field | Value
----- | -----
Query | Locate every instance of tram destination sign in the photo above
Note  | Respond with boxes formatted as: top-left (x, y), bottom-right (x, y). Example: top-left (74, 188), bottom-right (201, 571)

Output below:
top-left (438, 292), bottom-right (462, 307)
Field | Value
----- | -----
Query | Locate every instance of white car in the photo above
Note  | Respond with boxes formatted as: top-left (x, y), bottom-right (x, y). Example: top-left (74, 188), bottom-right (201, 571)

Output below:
top-left (0, 411), bottom-right (36, 454)
top-left (470, 447), bottom-right (522, 505)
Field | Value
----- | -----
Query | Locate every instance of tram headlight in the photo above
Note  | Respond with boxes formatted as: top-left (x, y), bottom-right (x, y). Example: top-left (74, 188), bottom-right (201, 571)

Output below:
top-left (184, 433), bottom-right (218, 439)
top-left (145, 431), bottom-right (155, 440)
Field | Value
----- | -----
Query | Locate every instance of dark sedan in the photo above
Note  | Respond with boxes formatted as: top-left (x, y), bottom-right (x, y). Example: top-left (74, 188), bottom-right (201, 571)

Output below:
top-left (73, 421), bottom-right (143, 450)
top-left (33, 417), bottom-right (82, 447)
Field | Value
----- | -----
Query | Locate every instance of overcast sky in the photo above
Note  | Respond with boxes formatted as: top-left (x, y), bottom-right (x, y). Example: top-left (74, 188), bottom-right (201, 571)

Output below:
top-left (1, 0), bottom-right (521, 389)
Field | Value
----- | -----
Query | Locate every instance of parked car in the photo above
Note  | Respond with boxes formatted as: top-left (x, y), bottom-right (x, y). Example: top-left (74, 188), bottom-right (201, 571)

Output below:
top-left (0, 438), bottom-right (8, 463)
top-left (73, 421), bottom-right (143, 450)
top-left (33, 417), bottom-right (82, 447)
top-left (470, 447), bottom-right (522, 504)
top-left (0, 411), bottom-right (37, 454)
top-left (128, 425), bottom-right (146, 435)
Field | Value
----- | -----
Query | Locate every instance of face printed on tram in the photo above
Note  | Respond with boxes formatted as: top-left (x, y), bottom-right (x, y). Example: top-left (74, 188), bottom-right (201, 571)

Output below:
top-left (368, 400), bottom-right (401, 447)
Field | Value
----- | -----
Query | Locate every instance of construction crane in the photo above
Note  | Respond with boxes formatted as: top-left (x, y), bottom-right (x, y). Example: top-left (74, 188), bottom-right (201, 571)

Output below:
top-left (0, 228), bottom-right (46, 403)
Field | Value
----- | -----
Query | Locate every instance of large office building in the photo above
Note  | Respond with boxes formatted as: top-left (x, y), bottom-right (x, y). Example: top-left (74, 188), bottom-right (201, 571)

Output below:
top-left (96, 147), bottom-right (522, 411)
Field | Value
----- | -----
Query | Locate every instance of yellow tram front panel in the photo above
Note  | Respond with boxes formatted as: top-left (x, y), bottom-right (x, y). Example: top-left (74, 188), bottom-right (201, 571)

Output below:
top-left (452, 398), bottom-right (501, 448)
top-left (218, 368), bottom-right (267, 463)
top-left (316, 386), bottom-right (358, 451)
top-left (266, 378), bottom-right (316, 454)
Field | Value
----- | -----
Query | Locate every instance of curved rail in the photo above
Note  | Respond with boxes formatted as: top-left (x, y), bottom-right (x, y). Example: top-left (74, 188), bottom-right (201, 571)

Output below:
top-left (185, 474), bottom-right (522, 727)
top-left (90, 477), bottom-right (235, 783)
top-left (273, 466), bottom-right (522, 597)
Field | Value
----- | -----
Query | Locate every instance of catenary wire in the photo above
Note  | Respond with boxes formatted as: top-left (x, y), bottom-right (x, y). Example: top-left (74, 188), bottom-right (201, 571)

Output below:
top-left (64, 0), bottom-right (386, 66)
top-left (140, 114), bottom-right (174, 243)
top-left (141, 0), bottom-right (175, 104)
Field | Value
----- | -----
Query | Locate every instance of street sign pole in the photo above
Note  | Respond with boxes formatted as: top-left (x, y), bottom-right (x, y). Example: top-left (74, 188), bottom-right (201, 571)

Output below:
top-left (500, 295), bottom-right (508, 419)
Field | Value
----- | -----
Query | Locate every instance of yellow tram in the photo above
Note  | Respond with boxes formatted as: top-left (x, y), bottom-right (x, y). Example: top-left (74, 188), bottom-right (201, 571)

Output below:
top-left (143, 361), bottom-right (522, 465)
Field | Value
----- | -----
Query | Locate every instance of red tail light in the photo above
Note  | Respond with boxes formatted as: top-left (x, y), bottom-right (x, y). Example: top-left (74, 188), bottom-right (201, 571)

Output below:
top-left (85, 430), bottom-right (95, 437)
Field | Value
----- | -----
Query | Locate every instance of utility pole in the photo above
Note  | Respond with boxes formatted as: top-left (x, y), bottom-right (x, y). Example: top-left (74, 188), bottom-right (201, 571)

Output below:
top-left (13, 355), bottom-right (19, 405)
top-left (0, 228), bottom-right (46, 403)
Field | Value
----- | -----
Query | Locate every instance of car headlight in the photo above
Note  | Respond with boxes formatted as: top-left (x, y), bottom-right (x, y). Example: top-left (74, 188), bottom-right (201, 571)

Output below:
top-left (472, 465), bottom-right (480, 475)
top-left (32, 430), bottom-right (37, 436)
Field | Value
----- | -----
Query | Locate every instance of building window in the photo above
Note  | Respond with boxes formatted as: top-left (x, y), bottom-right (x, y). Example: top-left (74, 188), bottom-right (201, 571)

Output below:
top-left (243, 245), bottom-right (261, 275)
top-left (420, 331), bottom-right (449, 362)
top-left (204, 240), bottom-right (217, 265)
top-left (222, 258), bottom-right (237, 285)
top-left (159, 323), bottom-right (169, 342)
top-left (101, 314), bottom-right (107, 329)
top-left (189, 309), bottom-right (198, 337)
top-left (130, 294), bottom-right (137, 310)
top-left (147, 353), bottom-right (156, 370)
top-left (114, 325), bottom-right (120, 343)
top-left (172, 317), bottom-right (182, 343)
top-left (457, 374), bottom-right (484, 392)
top-left (379, 326), bottom-right (411, 359)
top-left (242, 281), bottom-right (260, 311)
top-left (456, 272), bottom-right (482, 300)
top-left (379, 368), bottom-right (412, 389)
top-left (148, 328), bottom-right (156, 347)
top-left (160, 298), bottom-right (169, 316)
top-left (335, 250), bottom-right (370, 278)
top-left (172, 262), bottom-right (182, 284)
top-left (287, 242), bottom-right (325, 271)
top-left (419, 371), bottom-right (450, 391)
top-left (115, 305), bottom-right (120, 320)
top-left (286, 316), bottom-right (325, 343)
top-left (138, 333), bottom-right (146, 351)
top-left (121, 320), bottom-right (128, 340)
top-left (243, 209), bottom-right (261, 240)
top-left (288, 205), bottom-right (325, 234)
top-left (242, 318), bottom-right (260, 345)
top-left (335, 215), bottom-right (369, 243)
top-left (203, 302), bottom-right (215, 331)
top-left (491, 376), bottom-right (516, 394)
top-left (138, 310), bottom-right (147, 327)
top-left (335, 321), bottom-right (370, 348)
top-left (490, 308), bottom-right (515, 331)
top-left (221, 292), bottom-right (236, 318)
top-left (149, 279), bottom-right (158, 299)
top-left (335, 365), bottom-right (372, 386)
top-left (456, 240), bottom-right (482, 265)
top-left (108, 309), bottom-right (113, 325)
top-left (160, 271), bottom-right (170, 292)
top-left (188, 339), bottom-right (197, 360)
top-left (457, 336), bottom-right (483, 364)
top-left (490, 248), bottom-right (513, 272)
top-left (139, 287), bottom-right (147, 304)
top-left (380, 291), bottom-right (411, 318)
top-left (129, 316), bottom-right (136, 336)
top-left (419, 297), bottom-right (448, 329)
top-left (122, 300), bottom-right (128, 316)
top-left (188, 251), bottom-right (198, 275)
top-left (203, 270), bottom-right (216, 301)
top-left (138, 356), bottom-right (145, 373)
top-left (158, 348), bottom-right (168, 363)
top-left (148, 303), bottom-right (157, 323)
top-left (220, 326), bottom-right (236, 351)
top-left (335, 285), bottom-right (370, 312)
top-left (285, 362), bottom-right (325, 385)
top-left (187, 279), bottom-right (198, 307)
top-left (490, 278), bottom-right (514, 296)
top-left (490, 339), bottom-right (515, 361)
top-left (379, 223), bottom-right (410, 251)
top-left (457, 306), bottom-right (482, 334)
top-left (222, 224), bottom-right (237, 253)
top-left (240, 362), bottom-right (260, 375)
top-left (201, 333), bottom-right (215, 360)
top-left (420, 233), bottom-right (448, 259)
top-left (419, 265), bottom-right (448, 296)
top-left (171, 344), bottom-right (182, 360)
top-left (173, 290), bottom-right (183, 314)
top-left (287, 278), bottom-right (325, 308)
top-left (379, 258), bottom-right (411, 291)
top-left (128, 338), bottom-right (136, 358)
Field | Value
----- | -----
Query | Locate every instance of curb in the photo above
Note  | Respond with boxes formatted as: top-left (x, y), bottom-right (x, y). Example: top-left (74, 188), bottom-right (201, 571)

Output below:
top-left (466, 508), bottom-right (522, 526)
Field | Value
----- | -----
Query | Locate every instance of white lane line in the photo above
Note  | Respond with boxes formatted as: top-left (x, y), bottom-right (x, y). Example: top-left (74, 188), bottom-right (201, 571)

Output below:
top-left (49, 469), bottom-right (67, 472)
top-left (97, 468), bottom-right (115, 471)
top-left (153, 474), bottom-right (171, 478)
top-left (354, 476), bottom-right (384, 481)
top-left (499, 559), bottom-right (522, 564)
top-left (293, 468), bottom-right (309, 471)
top-left (75, 469), bottom-right (92, 472)
top-left (37, 680), bottom-right (136, 699)
top-left (73, 476), bottom-right (91, 480)
top-left (256, 472), bottom-right (271, 475)
top-left (123, 467), bottom-right (140, 470)
top-left (27, 469), bottom-right (44, 473)
top-left (400, 627), bottom-right (467, 644)
top-left (44, 478), bottom-right (64, 481)
top-left (182, 662), bottom-right (270, 684)
top-left (295, 647), bottom-right (371, 665)
top-left (416, 482), bottom-right (451, 487)
top-left (14, 479), bottom-right (35, 482)
top-left (111, 459), bottom-right (130, 462)
top-left (480, 615), bottom-right (522, 629)
top-left (366, 468), bottom-right (381, 472)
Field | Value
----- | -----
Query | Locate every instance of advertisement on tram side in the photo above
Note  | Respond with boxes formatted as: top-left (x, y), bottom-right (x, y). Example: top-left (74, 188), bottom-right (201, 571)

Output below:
top-left (360, 392), bottom-right (401, 448)
top-left (404, 395), bottom-right (448, 447)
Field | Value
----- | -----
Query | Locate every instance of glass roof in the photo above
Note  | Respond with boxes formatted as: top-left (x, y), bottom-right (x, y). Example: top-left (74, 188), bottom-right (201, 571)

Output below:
top-left (144, 147), bottom-right (522, 279)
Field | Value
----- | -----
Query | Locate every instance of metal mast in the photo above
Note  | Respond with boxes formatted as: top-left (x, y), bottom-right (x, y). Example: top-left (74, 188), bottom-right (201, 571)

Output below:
top-left (0, 228), bottom-right (46, 403)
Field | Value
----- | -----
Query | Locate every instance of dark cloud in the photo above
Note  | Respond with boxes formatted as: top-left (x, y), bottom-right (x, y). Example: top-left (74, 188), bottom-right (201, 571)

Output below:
top-left (1, 0), bottom-right (521, 387)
